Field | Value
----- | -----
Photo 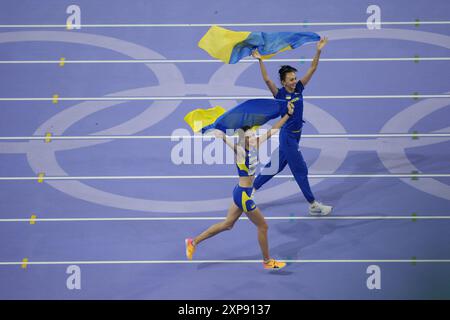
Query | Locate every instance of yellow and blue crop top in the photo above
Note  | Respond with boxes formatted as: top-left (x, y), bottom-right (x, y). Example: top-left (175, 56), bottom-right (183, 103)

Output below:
top-left (236, 147), bottom-right (258, 177)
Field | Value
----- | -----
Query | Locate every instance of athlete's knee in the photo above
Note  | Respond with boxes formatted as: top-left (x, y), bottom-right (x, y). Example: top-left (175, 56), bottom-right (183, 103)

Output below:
top-left (290, 159), bottom-right (308, 176)
top-left (258, 220), bottom-right (268, 232)
top-left (222, 221), bottom-right (235, 230)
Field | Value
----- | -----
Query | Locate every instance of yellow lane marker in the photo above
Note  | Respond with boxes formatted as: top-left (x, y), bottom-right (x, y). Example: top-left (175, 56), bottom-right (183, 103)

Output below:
top-left (21, 258), bottom-right (29, 269)
top-left (45, 132), bottom-right (52, 143)
top-left (38, 173), bottom-right (45, 183)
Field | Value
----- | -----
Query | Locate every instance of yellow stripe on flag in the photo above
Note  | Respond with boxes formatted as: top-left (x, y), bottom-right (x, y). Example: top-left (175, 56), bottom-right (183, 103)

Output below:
top-left (261, 45), bottom-right (292, 60)
top-left (198, 25), bottom-right (250, 64)
top-left (184, 106), bottom-right (226, 132)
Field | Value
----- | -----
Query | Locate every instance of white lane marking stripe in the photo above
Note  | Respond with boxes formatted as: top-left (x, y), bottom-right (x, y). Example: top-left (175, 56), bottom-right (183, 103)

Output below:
top-left (1, 94), bottom-right (450, 101)
top-left (1, 57), bottom-right (450, 63)
top-left (0, 259), bottom-right (449, 266)
top-left (1, 174), bottom-right (450, 181)
top-left (0, 216), bottom-right (449, 222)
top-left (1, 21), bottom-right (449, 28)
top-left (1, 133), bottom-right (450, 140)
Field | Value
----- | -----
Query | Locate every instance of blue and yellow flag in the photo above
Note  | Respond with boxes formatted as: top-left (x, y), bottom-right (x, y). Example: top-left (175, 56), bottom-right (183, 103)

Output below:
top-left (198, 25), bottom-right (320, 64)
top-left (184, 106), bottom-right (226, 133)
top-left (184, 99), bottom-right (289, 134)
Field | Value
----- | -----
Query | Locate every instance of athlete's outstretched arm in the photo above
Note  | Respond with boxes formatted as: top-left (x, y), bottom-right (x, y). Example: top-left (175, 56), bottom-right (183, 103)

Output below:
top-left (252, 49), bottom-right (279, 97)
top-left (213, 130), bottom-right (245, 158)
top-left (257, 101), bottom-right (294, 146)
top-left (300, 37), bottom-right (328, 87)
top-left (213, 130), bottom-right (235, 152)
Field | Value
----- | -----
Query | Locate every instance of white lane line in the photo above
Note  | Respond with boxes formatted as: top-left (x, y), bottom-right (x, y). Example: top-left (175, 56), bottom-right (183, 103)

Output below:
top-left (0, 216), bottom-right (448, 223)
top-left (0, 259), bottom-right (449, 266)
top-left (1, 174), bottom-right (449, 181)
top-left (1, 133), bottom-right (449, 140)
top-left (1, 94), bottom-right (449, 101)
top-left (1, 57), bottom-right (449, 64)
top-left (0, 21), bottom-right (449, 28)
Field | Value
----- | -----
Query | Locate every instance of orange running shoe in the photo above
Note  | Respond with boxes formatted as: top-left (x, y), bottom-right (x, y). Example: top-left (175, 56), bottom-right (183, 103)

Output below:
top-left (263, 259), bottom-right (286, 270)
top-left (185, 238), bottom-right (196, 260)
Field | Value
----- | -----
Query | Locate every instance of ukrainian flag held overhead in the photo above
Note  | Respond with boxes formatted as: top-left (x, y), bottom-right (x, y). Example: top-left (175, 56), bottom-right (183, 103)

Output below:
top-left (198, 25), bottom-right (320, 64)
top-left (184, 99), bottom-right (290, 134)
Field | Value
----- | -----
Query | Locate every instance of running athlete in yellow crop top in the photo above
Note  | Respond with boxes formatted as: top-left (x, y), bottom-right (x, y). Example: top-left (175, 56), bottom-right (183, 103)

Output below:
top-left (185, 102), bottom-right (294, 270)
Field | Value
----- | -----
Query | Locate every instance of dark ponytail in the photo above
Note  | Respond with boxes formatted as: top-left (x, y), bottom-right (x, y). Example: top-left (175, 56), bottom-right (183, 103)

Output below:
top-left (279, 65), bottom-right (298, 82)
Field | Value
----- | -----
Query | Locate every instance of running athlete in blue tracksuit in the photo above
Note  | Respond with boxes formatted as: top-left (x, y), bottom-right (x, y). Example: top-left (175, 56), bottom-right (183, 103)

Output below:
top-left (251, 37), bottom-right (333, 216)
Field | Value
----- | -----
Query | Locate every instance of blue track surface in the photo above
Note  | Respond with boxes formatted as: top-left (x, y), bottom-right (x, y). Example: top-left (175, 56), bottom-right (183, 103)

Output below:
top-left (0, 0), bottom-right (449, 299)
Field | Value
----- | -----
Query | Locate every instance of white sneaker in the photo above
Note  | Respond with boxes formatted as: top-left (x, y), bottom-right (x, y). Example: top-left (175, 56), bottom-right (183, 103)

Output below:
top-left (309, 201), bottom-right (333, 216)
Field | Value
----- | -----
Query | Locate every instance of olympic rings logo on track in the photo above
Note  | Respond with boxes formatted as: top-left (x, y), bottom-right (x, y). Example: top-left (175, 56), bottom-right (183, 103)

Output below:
top-left (0, 28), bottom-right (449, 213)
